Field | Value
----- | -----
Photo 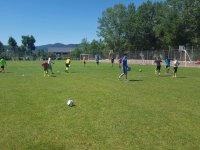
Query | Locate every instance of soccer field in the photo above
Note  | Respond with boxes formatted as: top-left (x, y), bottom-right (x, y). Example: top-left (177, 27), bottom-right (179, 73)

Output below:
top-left (0, 60), bottom-right (200, 150)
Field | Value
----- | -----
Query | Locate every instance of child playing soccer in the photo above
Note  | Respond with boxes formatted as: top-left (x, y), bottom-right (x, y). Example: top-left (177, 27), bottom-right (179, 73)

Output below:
top-left (42, 61), bottom-right (49, 77)
top-left (83, 56), bottom-right (86, 67)
top-left (111, 57), bottom-right (114, 67)
top-left (0, 57), bottom-right (7, 73)
top-left (95, 55), bottom-right (100, 66)
top-left (47, 57), bottom-right (54, 74)
top-left (154, 57), bottom-right (162, 76)
top-left (118, 58), bottom-right (122, 69)
top-left (65, 57), bottom-right (71, 72)
top-left (165, 57), bottom-right (171, 74)
top-left (173, 59), bottom-right (180, 78)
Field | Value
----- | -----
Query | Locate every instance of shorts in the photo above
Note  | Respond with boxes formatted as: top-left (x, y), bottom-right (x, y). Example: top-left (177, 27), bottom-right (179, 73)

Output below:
top-left (123, 66), bottom-right (127, 73)
top-left (1, 66), bottom-right (4, 70)
top-left (156, 66), bottom-right (161, 72)
top-left (166, 65), bottom-right (170, 68)
top-left (66, 64), bottom-right (70, 67)
top-left (174, 67), bottom-right (178, 73)
top-left (48, 64), bottom-right (52, 69)
top-left (43, 67), bottom-right (48, 71)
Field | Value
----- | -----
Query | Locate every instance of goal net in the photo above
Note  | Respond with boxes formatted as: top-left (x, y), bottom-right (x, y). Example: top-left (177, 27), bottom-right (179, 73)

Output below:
top-left (80, 54), bottom-right (90, 61)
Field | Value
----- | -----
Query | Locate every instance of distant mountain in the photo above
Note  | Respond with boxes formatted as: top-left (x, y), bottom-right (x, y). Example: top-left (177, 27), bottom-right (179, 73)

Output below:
top-left (36, 43), bottom-right (80, 50)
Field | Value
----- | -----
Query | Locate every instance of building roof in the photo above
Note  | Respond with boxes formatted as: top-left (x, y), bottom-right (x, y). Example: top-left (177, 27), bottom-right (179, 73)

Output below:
top-left (48, 47), bottom-right (75, 53)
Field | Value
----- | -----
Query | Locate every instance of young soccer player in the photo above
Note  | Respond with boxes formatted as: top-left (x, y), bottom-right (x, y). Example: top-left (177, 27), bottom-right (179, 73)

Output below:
top-left (165, 57), bottom-right (171, 74)
top-left (95, 55), bottom-right (100, 66)
top-left (118, 58), bottom-right (122, 69)
top-left (118, 54), bottom-right (128, 80)
top-left (48, 57), bottom-right (54, 74)
top-left (65, 57), bottom-right (71, 72)
top-left (154, 57), bottom-right (162, 76)
top-left (0, 57), bottom-right (7, 73)
top-left (111, 57), bottom-right (114, 67)
top-left (83, 56), bottom-right (86, 67)
top-left (42, 61), bottom-right (49, 77)
top-left (173, 59), bottom-right (180, 78)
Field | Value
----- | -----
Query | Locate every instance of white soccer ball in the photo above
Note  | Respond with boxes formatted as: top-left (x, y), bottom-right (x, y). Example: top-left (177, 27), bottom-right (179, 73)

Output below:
top-left (67, 100), bottom-right (73, 107)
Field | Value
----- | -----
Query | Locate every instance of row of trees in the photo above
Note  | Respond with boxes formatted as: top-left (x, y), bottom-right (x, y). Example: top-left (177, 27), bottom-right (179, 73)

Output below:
top-left (71, 0), bottom-right (200, 58)
top-left (97, 0), bottom-right (200, 53)
top-left (0, 35), bottom-right (37, 59)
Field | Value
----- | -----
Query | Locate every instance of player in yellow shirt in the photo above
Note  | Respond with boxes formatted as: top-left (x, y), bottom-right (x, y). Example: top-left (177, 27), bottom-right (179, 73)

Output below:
top-left (65, 57), bottom-right (71, 73)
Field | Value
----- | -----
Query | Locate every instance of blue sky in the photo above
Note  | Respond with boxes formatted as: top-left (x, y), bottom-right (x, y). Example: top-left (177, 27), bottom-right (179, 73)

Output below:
top-left (0, 0), bottom-right (161, 46)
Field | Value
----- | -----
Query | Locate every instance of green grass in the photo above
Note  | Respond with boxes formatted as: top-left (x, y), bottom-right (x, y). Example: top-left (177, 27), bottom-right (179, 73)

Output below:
top-left (0, 60), bottom-right (200, 150)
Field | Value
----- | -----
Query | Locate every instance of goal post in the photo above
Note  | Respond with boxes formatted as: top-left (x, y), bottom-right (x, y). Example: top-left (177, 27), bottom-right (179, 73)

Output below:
top-left (80, 54), bottom-right (90, 61)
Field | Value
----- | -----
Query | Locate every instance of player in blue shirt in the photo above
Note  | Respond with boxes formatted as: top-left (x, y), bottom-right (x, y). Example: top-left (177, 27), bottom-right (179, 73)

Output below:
top-left (118, 54), bottom-right (128, 80)
top-left (96, 55), bottom-right (100, 66)
top-left (165, 57), bottom-right (171, 74)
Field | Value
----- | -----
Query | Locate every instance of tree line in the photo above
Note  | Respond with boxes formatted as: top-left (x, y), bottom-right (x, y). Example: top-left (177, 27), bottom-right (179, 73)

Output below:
top-left (97, 0), bottom-right (200, 53)
top-left (72, 0), bottom-right (200, 58)
top-left (0, 35), bottom-right (38, 60)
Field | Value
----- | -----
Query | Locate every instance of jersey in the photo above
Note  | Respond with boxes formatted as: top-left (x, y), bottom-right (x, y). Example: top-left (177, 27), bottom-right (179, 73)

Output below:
top-left (42, 62), bottom-right (48, 69)
top-left (0, 59), bottom-right (6, 66)
top-left (122, 57), bottom-right (127, 67)
top-left (66, 59), bottom-right (71, 64)
top-left (174, 60), bottom-right (180, 67)
top-left (165, 58), bottom-right (170, 66)
top-left (154, 60), bottom-right (162, 66)
top-left (47, 57), bottom-right (51, 64)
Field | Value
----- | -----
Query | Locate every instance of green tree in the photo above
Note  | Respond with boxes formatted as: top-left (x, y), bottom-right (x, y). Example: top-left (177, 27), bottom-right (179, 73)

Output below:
top-left (135, 1), bottom-right (158, 50)
top-left (164, 0), bottom-right (199, 46)
top-left (8, 37), bottom-right (18, 57)
top-left (124, 3), bottom-right (137, 51)
top-left (182, 0), bottom-right (200, 45)
top-left (0, 41), bottom-right (4, 50)
top-left (0, 41), bottom-right (5, 56)
top-left (98, 4), bottom-right (127, 52)
top-left (80, 38), bottom-right (90, 54)
top-left (71, 48), bottom-right (81, 58)
top-left (21, 35), bottom-right (36, 56)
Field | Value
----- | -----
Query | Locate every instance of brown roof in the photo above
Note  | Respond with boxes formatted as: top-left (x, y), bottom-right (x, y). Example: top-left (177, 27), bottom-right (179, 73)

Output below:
top-left (48, 47), bottom-right (75, 53)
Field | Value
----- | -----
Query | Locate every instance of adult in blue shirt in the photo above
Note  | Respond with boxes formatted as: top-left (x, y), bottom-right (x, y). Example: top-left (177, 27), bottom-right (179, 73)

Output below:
top-left (118, 54), bottom-right (128, 80)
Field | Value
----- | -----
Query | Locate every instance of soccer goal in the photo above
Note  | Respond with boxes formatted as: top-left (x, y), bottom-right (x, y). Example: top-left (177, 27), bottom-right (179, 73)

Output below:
top-left (179, 45), bottom-right (192, 66)
top-left (80, 54), bottom-right (90, 61)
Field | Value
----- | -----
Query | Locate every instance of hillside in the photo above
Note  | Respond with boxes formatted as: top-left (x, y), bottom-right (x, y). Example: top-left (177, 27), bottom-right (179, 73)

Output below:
top-left (35, 43), bottom-right (80, 50)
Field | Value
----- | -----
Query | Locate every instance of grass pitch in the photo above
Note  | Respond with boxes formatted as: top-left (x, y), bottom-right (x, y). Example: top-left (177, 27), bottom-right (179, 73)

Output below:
top-left (0, 60), bottom-right (200, 150)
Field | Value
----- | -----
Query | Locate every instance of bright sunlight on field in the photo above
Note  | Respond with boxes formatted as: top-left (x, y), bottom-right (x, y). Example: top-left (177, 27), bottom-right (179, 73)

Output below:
top-left (0, 60), bottom-right (200, 150)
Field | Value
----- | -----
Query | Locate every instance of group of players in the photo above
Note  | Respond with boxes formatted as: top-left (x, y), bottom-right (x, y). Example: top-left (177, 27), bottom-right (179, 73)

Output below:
top-left (154, 57), bottom-right (180, 78)
top-left (116, 54), bottom-right (181, 81)
top-left (41, 54), bottom-right (180, 80)
top-left (42, 57), bottom-right (71, 77)
top-left (0, 54), bottom-right (180, 79)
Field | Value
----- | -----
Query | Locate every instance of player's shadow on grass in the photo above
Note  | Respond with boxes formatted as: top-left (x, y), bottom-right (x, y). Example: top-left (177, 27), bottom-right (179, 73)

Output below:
top-left (0, 71), bottom-right (13, 73)
top-left (176, 76), bottom-right (187, 78)
top-left (129, 79), bottom-right (143, 82)
top-left (50, 74), bottom-right (57, 77)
